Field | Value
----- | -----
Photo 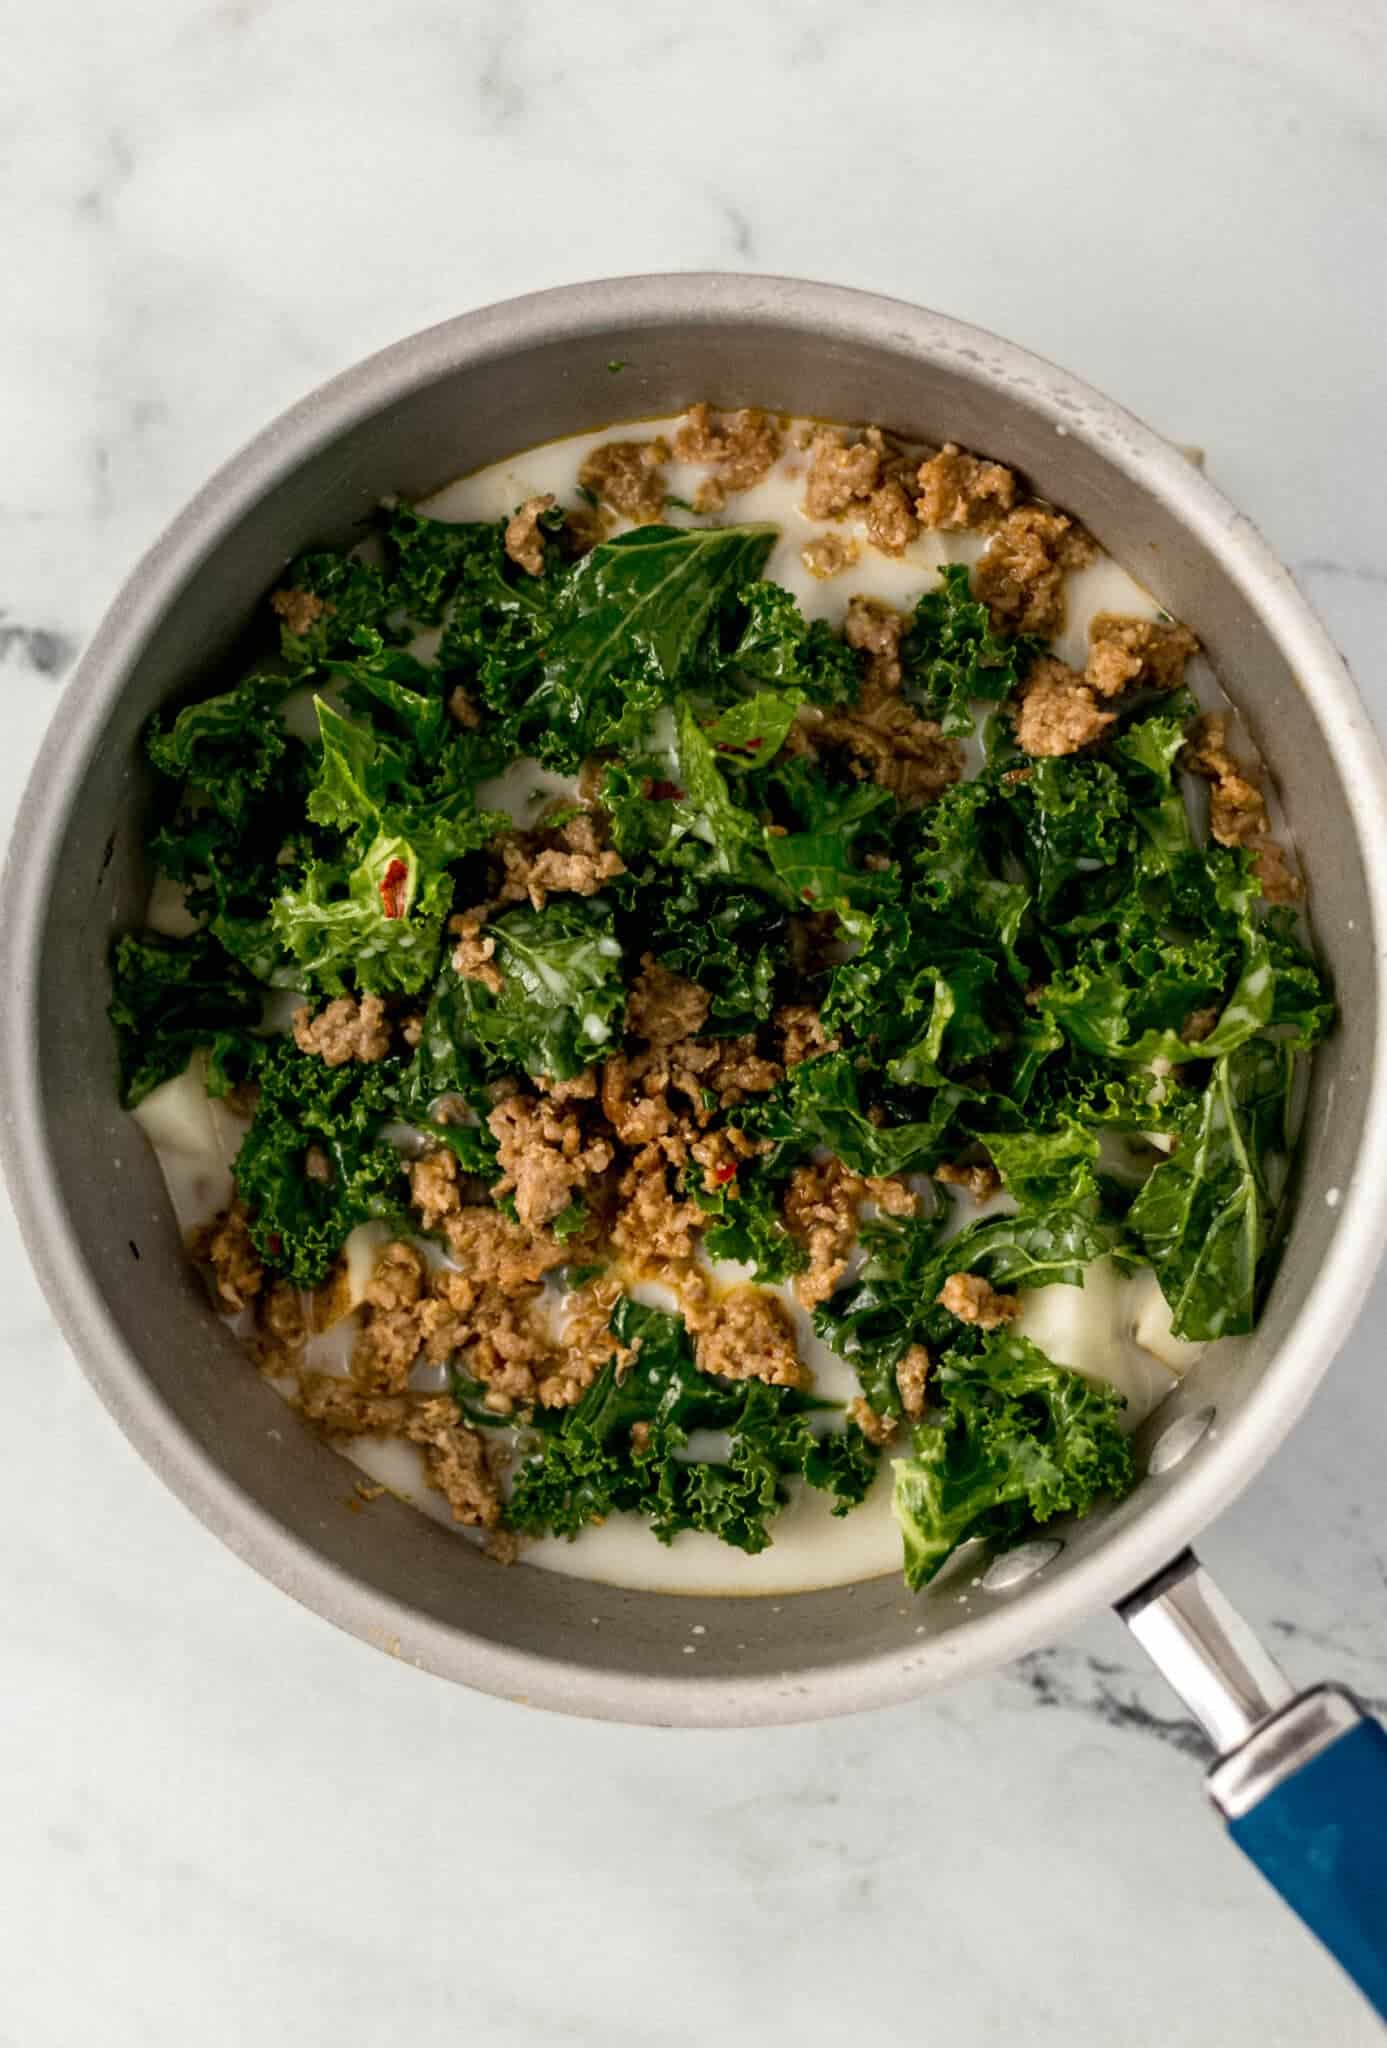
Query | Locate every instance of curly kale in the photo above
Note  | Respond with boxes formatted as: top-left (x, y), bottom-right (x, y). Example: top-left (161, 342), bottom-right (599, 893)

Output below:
top-left (109, 930), bottom-right (265, 1108)
top-left (893, 1333), bottom-right (1135, 1588)
top-left (506, 1299), bottom-right (876, 1552)
top-left (230, 1040), bottom-right (411, 1287)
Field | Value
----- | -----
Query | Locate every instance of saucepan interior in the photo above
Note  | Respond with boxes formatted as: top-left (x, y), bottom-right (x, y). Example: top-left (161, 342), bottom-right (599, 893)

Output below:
top-left (4, 275), bottom-right (1386, 1725)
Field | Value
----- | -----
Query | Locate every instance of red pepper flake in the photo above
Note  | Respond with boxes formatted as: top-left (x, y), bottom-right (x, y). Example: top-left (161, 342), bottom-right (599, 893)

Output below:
top-left (379, 857), bottom-right (409, 919)
top-left (745, 736), bottom-right (764, 751)
top-left (713, 1163), bottom-right (738, 1185)
top-left (647, 780), bottom-right (685, 801)
top-left (266, 1233), bottom-right (283, 1257)
top-left (800, 888), bottom-right (817, 903)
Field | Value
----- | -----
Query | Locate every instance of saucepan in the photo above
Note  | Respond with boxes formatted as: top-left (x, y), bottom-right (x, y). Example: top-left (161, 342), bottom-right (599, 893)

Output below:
top-left (3, 276), bottom-right (1386, 2014)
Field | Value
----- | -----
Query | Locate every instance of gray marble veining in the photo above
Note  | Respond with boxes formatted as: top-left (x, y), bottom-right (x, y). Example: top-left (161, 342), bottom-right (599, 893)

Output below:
top-left (2, 1), bottom-right (1386, 2041)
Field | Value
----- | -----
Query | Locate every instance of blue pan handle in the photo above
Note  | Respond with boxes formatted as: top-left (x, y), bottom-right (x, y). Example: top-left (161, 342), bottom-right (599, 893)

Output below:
top-left (1120, 1551), bottom-right (1387, 2023)
top-left (1227, 1709), bottom-right (1387, 2020)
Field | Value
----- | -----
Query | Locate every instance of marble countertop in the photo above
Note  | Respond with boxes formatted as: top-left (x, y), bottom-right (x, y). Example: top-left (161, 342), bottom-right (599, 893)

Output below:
top-left (4, 2), bottom-right (1387, 2041)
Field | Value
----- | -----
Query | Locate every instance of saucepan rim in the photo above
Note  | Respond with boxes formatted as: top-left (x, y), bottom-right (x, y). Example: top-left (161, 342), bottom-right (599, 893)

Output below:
top-left (5, 272), bottom-right (1387, 1725)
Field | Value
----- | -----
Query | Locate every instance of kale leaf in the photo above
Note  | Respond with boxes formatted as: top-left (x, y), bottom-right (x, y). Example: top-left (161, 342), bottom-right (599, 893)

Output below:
top-left (893, 1332), bottom-right (1135, 1588)
top-left (697, 1165), bottom-right (809, 1285)
top-left (815, 1173), bottom-right (1117, 1419)
top-left (232, 1040), bottom-right (411, 1286)
top-left (442, 896), bottom-right (627, 1082)
top-left (109, 930), bottom-right (264, 1108)
top-left (1127, 1038), bottom-right (1293, 1340)
top-left (719, 580), bottom-right (861, 705)
top-left (901, 563), bottom-right (1040, 735)
top-left (270, 701), bottom-right (503, 998)
top-left (506, 1297), bottom-right (876, 1551)
top-left (618, 874), bottom-right (785, 1032)
top-left (523, 524), bottom-right (777, 766)
top-left (147, 667), bottom-right (298, 825)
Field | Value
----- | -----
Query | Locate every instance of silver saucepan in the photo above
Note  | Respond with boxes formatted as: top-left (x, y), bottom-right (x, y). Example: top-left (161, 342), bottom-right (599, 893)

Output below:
top-left (5, 277), bottom-right (1387, 2011)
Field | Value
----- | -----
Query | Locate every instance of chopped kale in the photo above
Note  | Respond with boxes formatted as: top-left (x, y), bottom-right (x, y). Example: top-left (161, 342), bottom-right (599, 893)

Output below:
top-left (445, 897), bottom-right (627, 1082)
top-left (507, 1298), bottom-right (875, 1551)
top-left (231, 1041), bottom-right (411, 1288)
top-left (109, 930), bottom-right (264, 1108)
top-left (893, 1333), bottom-right (1136, 1588)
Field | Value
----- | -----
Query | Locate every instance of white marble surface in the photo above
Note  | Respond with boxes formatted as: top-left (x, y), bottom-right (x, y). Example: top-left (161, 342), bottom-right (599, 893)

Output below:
top-left (3, 2), bottom-right (1387, 2041)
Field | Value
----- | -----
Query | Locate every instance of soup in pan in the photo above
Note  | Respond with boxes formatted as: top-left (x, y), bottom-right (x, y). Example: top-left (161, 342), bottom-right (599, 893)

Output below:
top-left (114, 405), bottom-right (1328, 1595)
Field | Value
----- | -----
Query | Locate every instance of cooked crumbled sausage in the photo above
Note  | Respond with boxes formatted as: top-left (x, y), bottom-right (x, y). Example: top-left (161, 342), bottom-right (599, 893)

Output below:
top-left (297, 1374), bottom-right (413, 1437)
top-left (844, 593), bottom-right (909, 696)
top-left (353, 1304), bottom-right (421, 1394)
top-left (974, 506), bottom-right (1097, 637)
top-left (817, 693), bottom-right (963, 805)
top-left (774, 1003), bottom-right (839, 1068)
top-left (1182, 713), bottom-right (1302, 903)
top-left (895, 1344), bottom-right (930, 1420)
top-left (914, 443), bottom-right (1018, 530)
top-left (408, 1146), bottom-right (466, 1238)
top-left (536, 1068), bottom-right (599, 1105)
top-left (578, 438), bottom-right (670, 524)
top-left (496, 809), bottom-right (624, 910)
top-left (1011, 656), bottom-right (1116, 758)
top-left (304, 1145), bottom-right (333, 1185)
top-left (255, 1278), bottom-right (307, 1369)
top-left (935, 1158), bottom-right (1002, 1203)
top-left (665, 1032), bottom-right (781, 1113)
top-left (188, 1201), bottom-right (263, 1314)
top-left (687, 1284), bottom-right (807, 1389)
top-left (270, 587), bottom-right (327, 636)
top-left (864, 479), bottom-right (919, 556)
top-left (298, 1374), bottom-right (502, 1527)
top-left (292, 994), bottom-right (393, 1067)
top-left (367, 1241), bottom-right (427, 1311)
top-left (450, 907), bottom-right (503, 993)
top-left (407, 1398), bottom-right (504, 1526)
top-left (426, 1270), bottom-right (559, 1414)
top-left (504, 493), bottom-right (556, 578)
top-left (625, 955), bottom-right (711, 1046)
top-left (488, 1090), bottom-right (614, 1233)
top-left (800, 532), bottom-right (857, 580)
top-left (349, 1242), bottom-right (429, 1393)
top-left (688, 1122), bottom-right (764, 1193)
top-left (843, 595), bottom-right (906, 693)
top-left (802, 429), bottom-right (881, 520)
top-left (341, 1195), bottom-right (599, 1418)
top-left (447, 684), bottom-right (482, 729)
top-left (937, 1271), bottom-right (1021, 1329)
top-left (410, 1148), bottom-right (567, 1284)
top-left (599, 1051), bottom-right (671, 1149)
top-left (1182, 1006), bottom-right (1220, 1044)
top-left (1248, 838), bottom-right (1301, 905)
top-left (600, 1028), bottom-right (781, 1175)
top-left (784, 1157), bottom-right (917, 1308)
top-left (611, 1142), bottom-right (703, 1263)
top-left (673, 403), bottom-right (781, 494)
top-left (848, 1396), bottom-right (897, 1446)
top-left (1085, 612), bottom-right (1199, 697)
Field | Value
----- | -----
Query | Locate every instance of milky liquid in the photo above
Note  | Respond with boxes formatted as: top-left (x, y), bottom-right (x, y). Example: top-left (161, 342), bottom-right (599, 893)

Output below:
top-left (134, 413), bottom-right (1227, 1595)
